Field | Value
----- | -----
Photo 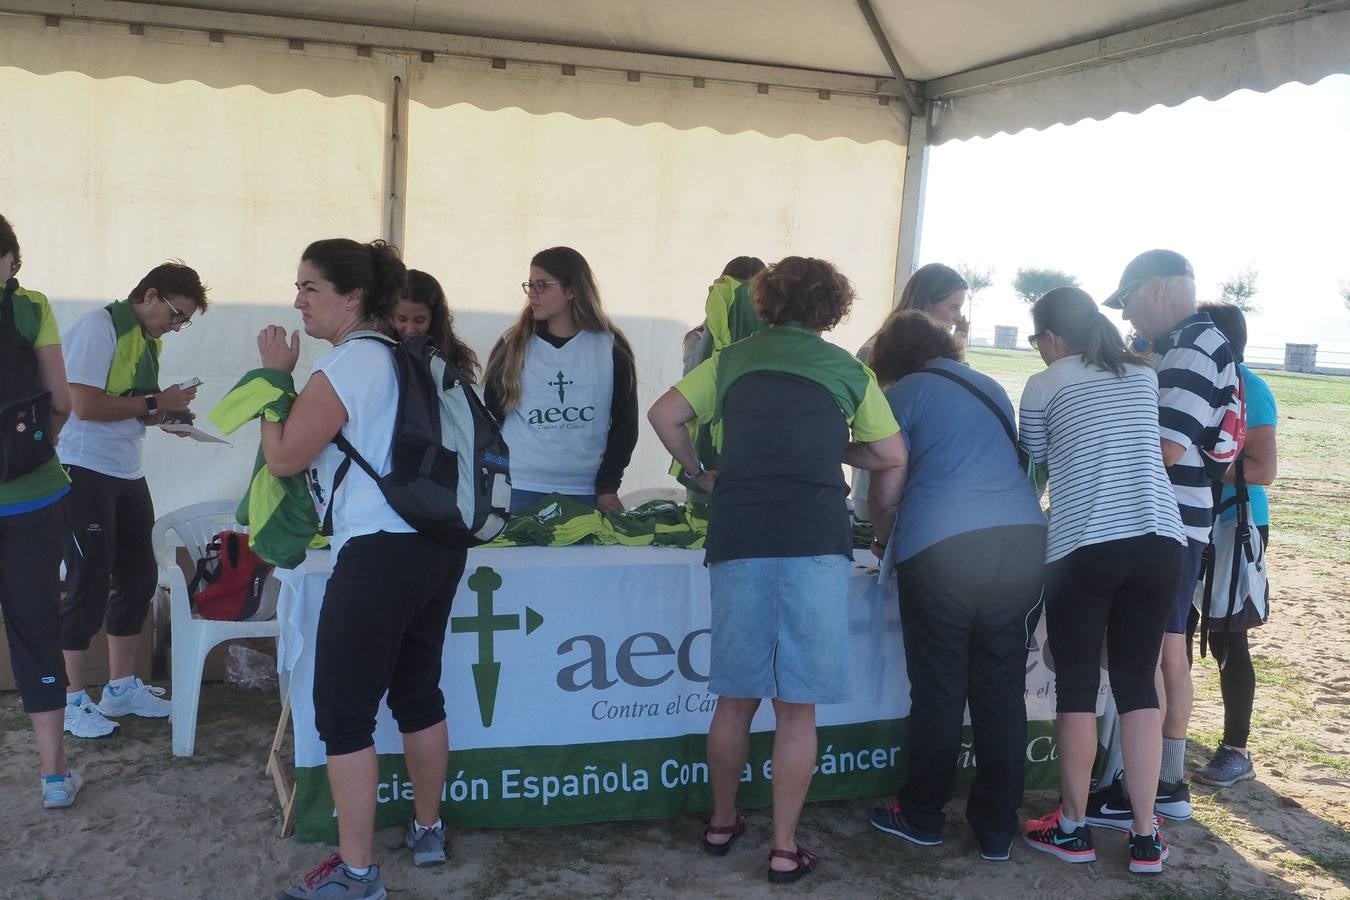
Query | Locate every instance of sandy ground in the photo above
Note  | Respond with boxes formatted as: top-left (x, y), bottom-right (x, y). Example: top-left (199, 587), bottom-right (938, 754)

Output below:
top-left (1, 550), bottom-right (1346, 900)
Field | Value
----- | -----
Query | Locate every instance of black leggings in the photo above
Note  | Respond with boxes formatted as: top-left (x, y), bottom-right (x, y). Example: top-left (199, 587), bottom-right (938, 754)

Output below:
top-left (59, 466), bottom-right (157, 650)
top-left (1203, 524), bottom-right (1267, 748)
top-left (314, 531), bottom-right (467, 756)
top-left (0, 499), bottom-right (68, 712)
top-left (1044, 534), bottom-right (1182, 715)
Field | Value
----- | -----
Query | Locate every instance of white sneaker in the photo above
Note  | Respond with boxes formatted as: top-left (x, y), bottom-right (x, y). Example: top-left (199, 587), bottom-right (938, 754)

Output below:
top-left (64, 695), bottom-right (119, 738)
top-left (97, 678), bottom-right (171, 718)
top-left (42, 769), bottom-right (84, 809)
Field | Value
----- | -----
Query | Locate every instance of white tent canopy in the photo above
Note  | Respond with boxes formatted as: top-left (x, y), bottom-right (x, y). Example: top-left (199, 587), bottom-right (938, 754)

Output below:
top-left (10, 0), bottom-right (1349, 135)
top-left (2, 0), bottom-right (1348, 513)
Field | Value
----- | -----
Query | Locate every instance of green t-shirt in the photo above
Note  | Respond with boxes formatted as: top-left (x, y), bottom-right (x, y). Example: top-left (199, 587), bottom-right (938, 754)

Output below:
top-left (676, 324), bottom-right (897, 441)
top-left (674, 324), bottom-right (898, 563)
top-left (0, 285), bottom-right (71, 511)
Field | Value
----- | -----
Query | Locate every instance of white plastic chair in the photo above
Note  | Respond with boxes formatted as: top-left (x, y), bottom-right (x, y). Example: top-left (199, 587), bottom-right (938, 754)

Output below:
top-left (151, 499), bottom-right (280, 757)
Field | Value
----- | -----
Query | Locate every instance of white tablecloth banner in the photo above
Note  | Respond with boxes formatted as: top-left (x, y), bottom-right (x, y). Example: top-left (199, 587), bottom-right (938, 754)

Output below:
top-left (275, 547), bottom-right (1084, 842)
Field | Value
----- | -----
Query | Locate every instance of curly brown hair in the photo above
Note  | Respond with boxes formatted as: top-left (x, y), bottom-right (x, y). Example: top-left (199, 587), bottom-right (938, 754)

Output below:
top-left (750, 256), bottom-right (854, 332)
top-left (869, 309), bottom-right (963, 386)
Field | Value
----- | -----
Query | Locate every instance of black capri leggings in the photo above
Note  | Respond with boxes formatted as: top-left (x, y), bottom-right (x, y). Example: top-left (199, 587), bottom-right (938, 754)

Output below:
top-left (314, 531), bottom-right (468, 756)
top-left (59, 466), bottom-right (157, 650)
top-left (1044, 534), bottom-right (1183, 715)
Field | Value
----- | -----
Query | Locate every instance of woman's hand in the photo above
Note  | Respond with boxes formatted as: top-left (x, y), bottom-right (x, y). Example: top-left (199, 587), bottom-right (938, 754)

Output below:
top-left (596, 492), bottom-right (625, 514)
top-left (870, 537), bottom-right (886, 561)
top-left (258, 326), bottom-right (301, 374)
top-left (953, 314), bottom-right (970, 343)
top-left (694, 469), bottom-right (717, 495)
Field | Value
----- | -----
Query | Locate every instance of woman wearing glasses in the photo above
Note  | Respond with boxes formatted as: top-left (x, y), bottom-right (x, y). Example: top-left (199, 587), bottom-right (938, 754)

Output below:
top-left (389, 269), bottom-right (480, 380)
top-left (57, 262), bottom-right (206, 740)
top-left (484, 246), bottom-right (638, 514)
top-left (1018, 287), bottom-right (1184, 873)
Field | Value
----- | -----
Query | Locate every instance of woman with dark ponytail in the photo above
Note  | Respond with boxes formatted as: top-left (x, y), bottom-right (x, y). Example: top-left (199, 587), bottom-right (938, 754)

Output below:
top-left (259, 239), bottom-right (467, 899)
top-left (1019, 287), bottom-right (1186, 873)
top-left (391, 269), bottom-right (480, 380)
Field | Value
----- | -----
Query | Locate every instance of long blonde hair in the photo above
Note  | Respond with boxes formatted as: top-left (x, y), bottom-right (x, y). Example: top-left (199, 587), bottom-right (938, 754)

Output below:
top-left (485, 246), bottom-right (632, 413)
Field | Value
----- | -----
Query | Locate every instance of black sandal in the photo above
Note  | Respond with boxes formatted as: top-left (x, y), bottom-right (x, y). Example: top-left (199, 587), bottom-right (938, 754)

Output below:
top-left (767, 846), bottom-right (818, 884)
top-left (702, 813), bottom-right (746, 856)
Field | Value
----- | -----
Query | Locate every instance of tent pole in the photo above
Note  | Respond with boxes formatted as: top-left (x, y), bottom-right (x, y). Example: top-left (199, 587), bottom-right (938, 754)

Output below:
top-left (893, 111), bottom-right (929, 305)
top-left (856, 0), bottom-right (923, 119)
top-left (381, 53), bottom-right (410, 248)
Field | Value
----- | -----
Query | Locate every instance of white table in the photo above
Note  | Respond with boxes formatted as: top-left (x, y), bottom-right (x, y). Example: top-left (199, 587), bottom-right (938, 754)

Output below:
top-left (273, 546), bottom-right (1069, 843)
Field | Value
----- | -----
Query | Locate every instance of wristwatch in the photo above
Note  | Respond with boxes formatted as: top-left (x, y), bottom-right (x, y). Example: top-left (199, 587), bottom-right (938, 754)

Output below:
top-left (144, 394), bottom-right (159, 417)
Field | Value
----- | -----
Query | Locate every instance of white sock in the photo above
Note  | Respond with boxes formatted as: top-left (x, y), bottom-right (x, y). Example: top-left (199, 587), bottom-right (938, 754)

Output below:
top-left (1059, 813), bottom-right (1085, 832)
top-left (108, 675), bottom-right (138, 693)
top-left (414, 818), bottom-right (442, 834)
top-left (66, 691), bottom-right (88, 707)
top-left (342, 863), bottom-right (372, 877)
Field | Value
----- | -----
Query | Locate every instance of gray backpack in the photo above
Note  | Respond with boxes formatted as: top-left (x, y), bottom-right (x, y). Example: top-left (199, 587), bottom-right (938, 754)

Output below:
top-left (323, 332), bottom-right (511, 548)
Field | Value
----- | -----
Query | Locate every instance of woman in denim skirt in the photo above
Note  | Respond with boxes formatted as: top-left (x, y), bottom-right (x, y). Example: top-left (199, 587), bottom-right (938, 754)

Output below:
top-left (649, 256), bottom-right (906, 884)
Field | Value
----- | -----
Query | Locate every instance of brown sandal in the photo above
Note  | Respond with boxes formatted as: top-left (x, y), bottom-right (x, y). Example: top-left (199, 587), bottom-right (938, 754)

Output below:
top-left (767, 846), bottom-right (818, 884)
top-left (703, 813), bottom-right (746, 856)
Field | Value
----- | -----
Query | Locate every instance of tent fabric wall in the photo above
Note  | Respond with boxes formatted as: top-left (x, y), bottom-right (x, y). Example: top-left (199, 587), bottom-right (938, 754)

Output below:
top-left (404, 58), bottom-right (907, 497)
top-left (1, 16), bottom-right (388, 515)
top-left (2, 16), bottom-right (907, 514)
top-left (928, 5), bottom-right (1350, 144)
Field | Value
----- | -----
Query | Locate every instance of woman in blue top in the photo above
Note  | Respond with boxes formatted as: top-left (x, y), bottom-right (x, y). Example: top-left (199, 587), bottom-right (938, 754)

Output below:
top-left (1193, 302), bottom-right (1278, 789)
top-left (865, 310), bottom-right (1046, 862)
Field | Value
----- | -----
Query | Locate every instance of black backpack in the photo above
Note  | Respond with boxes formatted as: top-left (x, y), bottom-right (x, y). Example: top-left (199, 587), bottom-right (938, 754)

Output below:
top-left (323, 332), bottom-right (511, 548)
top-left (0, 278), bottom-right (56, 483)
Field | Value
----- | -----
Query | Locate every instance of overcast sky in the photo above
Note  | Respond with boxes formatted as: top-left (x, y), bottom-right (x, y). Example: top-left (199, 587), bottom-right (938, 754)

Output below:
top-left (919, 73), bottom-right (1350, 360)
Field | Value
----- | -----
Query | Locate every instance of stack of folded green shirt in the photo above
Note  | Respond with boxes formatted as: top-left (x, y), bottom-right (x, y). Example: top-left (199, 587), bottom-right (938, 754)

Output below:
top-left (485, 495), bottom-right (708, 549)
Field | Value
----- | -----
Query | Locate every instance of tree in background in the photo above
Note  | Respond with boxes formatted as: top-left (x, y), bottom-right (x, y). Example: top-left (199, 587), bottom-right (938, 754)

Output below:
top-left (1340, 279), bottom-right (1350, 311)
top-left (956, 262), bottom-right (993, 345)
top-left (1219, 267), bottom-right (1260, 312)
top-left (1013, 267), bottom-right (1078, 304)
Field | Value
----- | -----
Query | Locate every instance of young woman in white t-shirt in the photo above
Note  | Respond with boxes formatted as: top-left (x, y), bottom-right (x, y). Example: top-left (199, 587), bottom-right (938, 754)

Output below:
top-left (1018, 287), bottom-right (1186, 874)
top-left (259, 239), bottom-right (465, 900)
top-left (483, 246), bottom-right (637, 515)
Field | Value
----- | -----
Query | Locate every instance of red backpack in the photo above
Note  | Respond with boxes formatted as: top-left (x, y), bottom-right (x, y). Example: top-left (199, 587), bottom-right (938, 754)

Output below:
top-left (189, 531), bottom-right (275, 621)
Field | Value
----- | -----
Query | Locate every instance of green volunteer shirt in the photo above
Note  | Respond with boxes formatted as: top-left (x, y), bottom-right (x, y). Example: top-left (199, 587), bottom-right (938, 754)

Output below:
top-left (674, 323), bottom-right (898, 563)
top-left (0, 285), bottom-right (71, 509)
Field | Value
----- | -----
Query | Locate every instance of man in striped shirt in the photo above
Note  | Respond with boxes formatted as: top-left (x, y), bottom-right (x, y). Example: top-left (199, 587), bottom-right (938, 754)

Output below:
top-left (1088, 250), bottom-right (1240, 828)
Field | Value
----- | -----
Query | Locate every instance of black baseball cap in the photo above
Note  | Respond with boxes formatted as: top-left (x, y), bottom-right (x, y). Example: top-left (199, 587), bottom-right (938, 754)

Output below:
top-left (1102, 249), bottom-right (1194, 309)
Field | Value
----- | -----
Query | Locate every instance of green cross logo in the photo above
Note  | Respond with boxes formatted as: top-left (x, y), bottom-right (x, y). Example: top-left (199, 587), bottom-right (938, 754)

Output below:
top-left (451, 566), bottom-right (543, 727)
top-left (548, 370), bottom-right (573, 404)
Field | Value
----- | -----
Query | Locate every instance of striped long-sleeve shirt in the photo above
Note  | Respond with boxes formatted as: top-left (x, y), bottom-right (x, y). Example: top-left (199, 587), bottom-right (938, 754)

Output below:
top-left (1152, 312), bottom-right (1241, 543)
top-left (1019, 357), bottom-right (1184, 563)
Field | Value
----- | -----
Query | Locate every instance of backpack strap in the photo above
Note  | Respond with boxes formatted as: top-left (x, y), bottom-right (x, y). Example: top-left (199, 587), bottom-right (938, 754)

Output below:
top-left (1199, 456), bottom-right (1251, 663)
top-left (319, 331), bottom-right (397, 537)
top-left (1, 278), bottom-right (16, 331)
top-left (919, 365), bottom-right (1023, 460)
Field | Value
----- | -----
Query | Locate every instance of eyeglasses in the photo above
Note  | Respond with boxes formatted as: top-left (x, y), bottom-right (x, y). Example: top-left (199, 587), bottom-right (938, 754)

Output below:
top-left (1115, 280), bottom-right (1144, 312)
top-left (1028, 330), bottom-right (1047, 349)
top-left (158, 292), bottom-right (193, 328)
top-left (521, 280), bottom-right (561, 296)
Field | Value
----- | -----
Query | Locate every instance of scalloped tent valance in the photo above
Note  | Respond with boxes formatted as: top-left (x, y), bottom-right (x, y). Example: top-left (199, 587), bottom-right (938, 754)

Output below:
top-left (6, 0), bottom-right (1346, 138)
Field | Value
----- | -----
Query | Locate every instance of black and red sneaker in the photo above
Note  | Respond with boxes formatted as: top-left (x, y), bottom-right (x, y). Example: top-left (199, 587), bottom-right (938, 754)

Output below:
top-left (1022, 809), bottom-right (1097, 863)
top-left (1127, 823), bottom-right (1170, 874)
